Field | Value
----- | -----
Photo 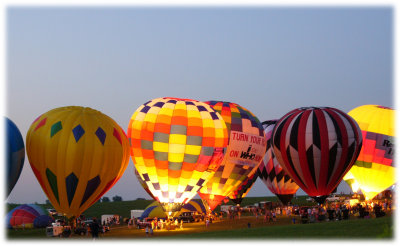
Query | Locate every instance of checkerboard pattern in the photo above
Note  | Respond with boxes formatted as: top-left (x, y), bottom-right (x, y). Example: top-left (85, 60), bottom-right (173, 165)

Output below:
top-left (127, 98), bottom-right (228, 210)
top-left (228, 172), bottom-right (258, 205)
top-left (198, 101), bottom-right (266, 211)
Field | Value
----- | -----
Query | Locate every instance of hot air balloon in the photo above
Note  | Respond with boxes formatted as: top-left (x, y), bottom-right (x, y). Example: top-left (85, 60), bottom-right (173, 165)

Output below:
top-left (6, 204), bottom-right (47, 229)
top-left (26, 106), bottom-right (130, 218)
top-left (140, 201), bottom-right (168, 220)
top-left (127, 97), bottom-right (228, 215)
top-left (228, 172), bottom-right (258, 206)
top-left (347, 105), bottom-right (395, 200)
top-left (258, 120), bottom-right (299, 205)
top-left (140, 200), bottom-right (208, 220)
top-left (5, 117), bottom-right (25, 197)
top-left (179, 200), bottom-right (207, 215)
top-left (198, 101), bottom-right (266, 211)
top-left (271, 107), bottom-right (362, 204)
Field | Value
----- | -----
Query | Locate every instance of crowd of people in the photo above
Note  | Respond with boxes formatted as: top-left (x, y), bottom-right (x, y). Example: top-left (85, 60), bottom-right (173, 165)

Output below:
top-left (127, 216), bottom-right (186, 233)
top-left (67, 197), bottom-right (394, 238)
top-left (222, 198), bottom-right (393, 226)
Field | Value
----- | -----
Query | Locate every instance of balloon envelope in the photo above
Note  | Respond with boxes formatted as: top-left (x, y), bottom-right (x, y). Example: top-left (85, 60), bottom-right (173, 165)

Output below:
top-left (34, 215), bottom-right (54, 228)
top-left (347, 105), bottom-right (395, 200)
top-left (140, 200), bottom-right (207, 220)
top-left (258, 120), bottom-right (299, 205)
top-left (26, 106), bottom-right (130, 218)
top-left (5, 117), bottom-right (25, 197)
top-left (128, 97), bottom-right (228, 213)
top-left (140, 201), bottom-right (167, 220)
top-left (271, 107), bottom-right (362, 204)
top-left (179, 200), bottom-right (207, 215)
top-left (198, 101), bottom-right (266, 211)
top-left (6, 204), bottom-right (46, 229)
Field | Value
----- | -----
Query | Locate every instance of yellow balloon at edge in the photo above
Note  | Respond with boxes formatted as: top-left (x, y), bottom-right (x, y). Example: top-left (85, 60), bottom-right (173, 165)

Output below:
top-left (347, 105), bottom-right (395, 200)
top-left (26, 106), bottom-right (130, 218)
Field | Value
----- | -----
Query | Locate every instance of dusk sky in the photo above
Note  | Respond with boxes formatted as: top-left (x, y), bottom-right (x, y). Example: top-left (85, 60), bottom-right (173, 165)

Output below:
top-left (4, 6), bottom-right (393, 204)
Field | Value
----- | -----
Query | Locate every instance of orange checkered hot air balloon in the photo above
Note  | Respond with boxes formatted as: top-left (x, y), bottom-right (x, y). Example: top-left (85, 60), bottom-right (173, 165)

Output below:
top-left (347, 105), bottom-right (395, 200)
top-left (26, 106), bottom-right (130, 218)
top-left (127, 97), bottom-right (228, 215)
top-left (198, 101), bottom-right (266, 211)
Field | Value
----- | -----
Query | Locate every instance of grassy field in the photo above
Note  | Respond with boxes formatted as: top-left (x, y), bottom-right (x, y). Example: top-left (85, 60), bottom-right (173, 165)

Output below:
top-left (7, 214), bottom-right (393, 240)
top-left (6, 195), bottom-right (394, 240)
top-left (165, 216), bottom-right (394, 239)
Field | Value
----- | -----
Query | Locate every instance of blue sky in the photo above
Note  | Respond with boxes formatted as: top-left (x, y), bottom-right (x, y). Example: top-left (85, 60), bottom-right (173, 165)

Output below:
top-left (5, 6), bottom-right (393, 204)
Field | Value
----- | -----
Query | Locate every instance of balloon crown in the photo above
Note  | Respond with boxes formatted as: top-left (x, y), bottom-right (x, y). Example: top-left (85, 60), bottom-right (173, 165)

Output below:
top-left (298, 106), bottom-right (332, 110)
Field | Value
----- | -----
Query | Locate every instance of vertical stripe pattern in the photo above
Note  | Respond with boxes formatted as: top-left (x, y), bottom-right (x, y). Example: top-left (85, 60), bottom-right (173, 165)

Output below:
top-left (271, 107), bottom-right (362, 197)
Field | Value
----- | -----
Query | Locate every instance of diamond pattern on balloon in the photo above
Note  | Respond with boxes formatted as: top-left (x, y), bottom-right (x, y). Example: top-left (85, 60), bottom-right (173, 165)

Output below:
top-left (50, 121), bottom-right (63, 137)
top-left (72, 124), bottom-right (85, 142)
top-left (34, 117), bottom-right (47, 131)
top-left (95, 127), bottom-right (106, 145)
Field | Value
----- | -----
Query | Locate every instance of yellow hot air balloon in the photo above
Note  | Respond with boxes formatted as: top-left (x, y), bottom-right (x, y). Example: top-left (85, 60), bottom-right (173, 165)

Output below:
top-left (127, 97), bottom-right (228, 215)
top-left (26, 106), bottom-right (130, 218)
top-left (347, 105), bottom-right (395, 200)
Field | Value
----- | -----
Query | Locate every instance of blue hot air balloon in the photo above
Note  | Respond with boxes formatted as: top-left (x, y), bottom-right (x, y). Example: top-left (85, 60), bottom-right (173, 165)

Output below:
top-left (5, 117), bottom-right (25, 197)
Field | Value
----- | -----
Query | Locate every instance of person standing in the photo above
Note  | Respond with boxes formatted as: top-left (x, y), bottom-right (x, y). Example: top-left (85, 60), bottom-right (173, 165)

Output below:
top-left (89, 218), bottom-right (100, 240)
top-left (174, 219), bottom-right (178, 228)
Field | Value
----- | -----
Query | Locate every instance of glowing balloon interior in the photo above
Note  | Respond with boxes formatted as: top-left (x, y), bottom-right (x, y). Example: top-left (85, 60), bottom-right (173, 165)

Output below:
top-left (128, 97), bottom-right (228, 213)
top-left (347, 105), bottom-right (395, 200)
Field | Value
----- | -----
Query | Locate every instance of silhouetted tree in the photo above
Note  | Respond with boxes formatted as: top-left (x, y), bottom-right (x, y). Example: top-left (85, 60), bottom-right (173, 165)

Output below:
top-left (101, 197), bottom-right (110, 202)
top-left (112, 195), bottom-right (123, 202)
